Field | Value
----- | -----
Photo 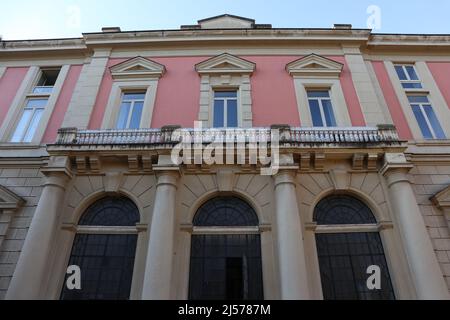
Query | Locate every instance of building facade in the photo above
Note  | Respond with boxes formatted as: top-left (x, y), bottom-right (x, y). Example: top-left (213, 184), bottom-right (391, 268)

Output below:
top-left (0, 14), bottom-right (450, 300)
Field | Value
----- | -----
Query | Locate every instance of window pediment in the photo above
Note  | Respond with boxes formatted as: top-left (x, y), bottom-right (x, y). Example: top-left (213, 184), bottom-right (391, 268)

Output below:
top-left (431, 185), bottom-right (450, 209)
top-left (198, 14), bottom-right (255, 29)
top-left (286, 54), bottom-right (343, 78)
top-left (195, 53), bottom-right (256, 75)
top-left (0, 185), bottom-right (25, 210)
top-left (110, 56), bottom-right (166, 80)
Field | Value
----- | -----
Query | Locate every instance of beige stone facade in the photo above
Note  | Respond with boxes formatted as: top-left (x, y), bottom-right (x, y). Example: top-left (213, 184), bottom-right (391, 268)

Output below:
top-left (1, 15), bottom-right (450, 300)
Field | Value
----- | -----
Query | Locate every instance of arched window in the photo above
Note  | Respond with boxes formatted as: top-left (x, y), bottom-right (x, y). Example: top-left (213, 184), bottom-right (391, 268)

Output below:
top-left (314, 195), bottom-right (395, 300)
top-left (193, 196), bottom-right (259, 227)
top-left (61, 196), bottom-right (140, 300)
top-left (189, 196), bottom-right (264, 300)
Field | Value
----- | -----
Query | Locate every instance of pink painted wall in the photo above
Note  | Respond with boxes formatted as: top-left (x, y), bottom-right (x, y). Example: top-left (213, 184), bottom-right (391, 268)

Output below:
top-left (427, 62), bottom-right (450, 109)
top-left (372, 61), bottom-right (413, 140)
top-left (88, 55), bottom-right (367, 129)
top-left (242, 56), bottom-right (300, 126)
top-left (88, 59), bottom-right (124, 129)
top-left (150, 57), bottom-right (206, 128)
top-left (42, 65), bottom-right (82, 143)
top-left (0, 67), bottom-right (29, 128)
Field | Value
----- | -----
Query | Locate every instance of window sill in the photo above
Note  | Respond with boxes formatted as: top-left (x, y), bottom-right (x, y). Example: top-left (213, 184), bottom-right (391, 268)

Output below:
top-left (0, 143), bottom-right (44, 149)
top-left (410, 139), bottom-right (450, 146)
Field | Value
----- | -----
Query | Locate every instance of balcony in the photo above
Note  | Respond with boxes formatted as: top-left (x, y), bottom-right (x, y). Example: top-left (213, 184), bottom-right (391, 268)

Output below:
top-left (51, 125), bottom-right (403, 150)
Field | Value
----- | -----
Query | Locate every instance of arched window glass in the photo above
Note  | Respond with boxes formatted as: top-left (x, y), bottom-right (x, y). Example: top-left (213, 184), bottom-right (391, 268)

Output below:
top-left (314, 195), bottom-right (395, 300)
top-left (78, 196), bottom-right (140, 226)
top-left (193, 196), bottom-right (259, 227)
top-left (61, 196), bottom-right (139, 300)
top-left (189, 196), bottom-right (263, 300)
top-left (314, 195), bottom-right (377, 225)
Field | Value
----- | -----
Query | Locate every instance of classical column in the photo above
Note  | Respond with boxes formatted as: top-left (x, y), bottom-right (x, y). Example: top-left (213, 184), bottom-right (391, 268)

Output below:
top-left (142, 168), bottom-right (179, 300)
top-left (6, 157), bottom-right (72, 300)
top-left (382, 153), bottom-right (449, 300)
top-left (274, 170), bottom-right (310, 299)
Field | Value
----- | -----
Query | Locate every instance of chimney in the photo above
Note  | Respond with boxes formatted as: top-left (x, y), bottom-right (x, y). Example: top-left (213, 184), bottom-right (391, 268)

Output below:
top-left (333, 24), bottom-right (352, 30)
top-left (102, 27), bottom-right (121, 33)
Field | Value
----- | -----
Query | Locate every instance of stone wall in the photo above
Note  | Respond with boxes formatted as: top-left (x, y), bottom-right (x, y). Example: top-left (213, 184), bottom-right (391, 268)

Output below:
top-left (410, 164), bottom-right (450, 292)
top-left (0, 167), bottom-right (43, 299)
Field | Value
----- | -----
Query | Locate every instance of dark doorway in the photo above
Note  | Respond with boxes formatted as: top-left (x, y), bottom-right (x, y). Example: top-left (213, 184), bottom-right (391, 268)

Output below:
top-left (189, 234), bottom-right (263, 300)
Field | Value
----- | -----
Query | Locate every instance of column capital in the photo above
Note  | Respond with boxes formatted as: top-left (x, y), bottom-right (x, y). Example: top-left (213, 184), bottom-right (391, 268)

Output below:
top-left (155, 169), bottom-right (180, 189)
top-left (381, 153), bottom-right (413, 175)
top-left (41, 156), bottom-right (72, 189)
top-left (274, 169), bottom-right (297, 188)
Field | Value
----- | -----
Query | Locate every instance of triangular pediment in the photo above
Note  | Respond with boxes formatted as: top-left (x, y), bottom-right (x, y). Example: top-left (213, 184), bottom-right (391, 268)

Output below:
top-left (195, 53), bottom-right (256, 75)
top-left (431, 185), bottom-right (450, 208)
top-left (286, 54), bottom-right (344, 78)
top-left (198, 14), bottom-right (255, 29)
top-left (110, 56), bottom-right (166, 80)
top-left (0, 185), bottom-right (25, 211)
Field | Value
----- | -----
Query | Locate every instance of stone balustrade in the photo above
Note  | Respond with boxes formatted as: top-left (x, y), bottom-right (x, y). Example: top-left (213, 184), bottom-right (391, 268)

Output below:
top-left (53, 125), bottom-right (402, 148)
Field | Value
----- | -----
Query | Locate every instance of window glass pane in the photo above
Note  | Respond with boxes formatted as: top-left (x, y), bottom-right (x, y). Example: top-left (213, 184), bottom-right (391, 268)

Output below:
top-left (408, 95), bottom-right (429, 103)
top-left (402, 82), bottom-right (423, 89)
top-left (316, 233), bottom-right (395, 300)
top-left (411, 105), bottom-right (433, 139)
top-left (307, 91), bottom-right (330, 98)
top-left (227, 100), bottom-right (238, 128)
top-left (116, 102), bottom-right (131, 129)
top-left (314, 195), bottom-right (377, 225)
top-left (213, 100), bottom-right (225, 128)
top-left (423, 105), bottom-right (446, 139)
top-left (129, 102), bottom-right (143, 129)
top-left (215, 91), bottom-right (237, 98)
top-left (26, 99), bottom-right (48, 109)
top-left (395, 66), bottom-right (407, 80)
top-left (322, 100), bottom-right (337, 127)
top-left (10, 109), bottom-right (33, 142)
top-left (32, 87), bottom-right (54, 94)
top-left (61, 234), bottom-right (138, 300)
top-left (309, 99), bottom-right (324, 127)
top-left (123, 93), bottom-right (145, 101)
top-left (79, 196), bottom-right (140, 227)
top-left (193, 196), bottom-right (259, 227)
top-left (405, 66), bottom-right (419, 80)
top-left (22, 109), bottom-right (43, 142)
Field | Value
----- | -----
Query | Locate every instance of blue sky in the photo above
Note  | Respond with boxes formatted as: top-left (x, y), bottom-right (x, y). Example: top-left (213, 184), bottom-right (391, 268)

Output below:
top-left (1, 0), bottom-right (450, 40)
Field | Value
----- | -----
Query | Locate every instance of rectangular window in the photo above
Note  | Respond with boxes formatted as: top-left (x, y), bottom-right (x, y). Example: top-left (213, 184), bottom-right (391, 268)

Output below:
top-left (394, 65), bottom-right (423, 89)
top-left (307, 90), bottom-right (337, 127)
top-left (408, 95), bottom-right (446, 140)
top-left (213, 91), bottom-right (238, 128)
top-left (116, 92), bottom-right (145, 129)
top-left (32, 68), bottom-right (61, 94)
top-left (10, 99), bottom-right (48, 143)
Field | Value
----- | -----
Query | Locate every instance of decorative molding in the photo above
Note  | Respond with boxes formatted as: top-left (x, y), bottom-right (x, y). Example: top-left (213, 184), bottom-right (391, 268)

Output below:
top-left (110, 56), bottom-right (166, 80)
top-left (195, 53), bottom-right (256, 75)
top-left (431, 186), bottom-right (450, 209)
top-left (286, 54), bottom-right (343, 78)
top-left (0, 185), bottom-right (26, 210)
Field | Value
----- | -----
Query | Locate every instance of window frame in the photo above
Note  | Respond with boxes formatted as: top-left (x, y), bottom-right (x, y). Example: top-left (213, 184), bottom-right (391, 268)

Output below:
top-left (394, 64), bottom-right (423, 90)
top-left (10, 98), bottom-right (47, 143)
top-left (102, 81), bottom-right (158, 130)
top-left (212, 89), bottom-right (239, 128)
top-left (115, 91), bottom-right (146, 130)
top-left (60, 196), bottom-right (142, 300)
top-left (313, 195), bottom-right (396, 300)
top-left (0, 65), bottom-right (69, 145)
top-left (407, 94), bottom-right (446, 140)
top-left (307, 89), bottom-right (337, 127)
